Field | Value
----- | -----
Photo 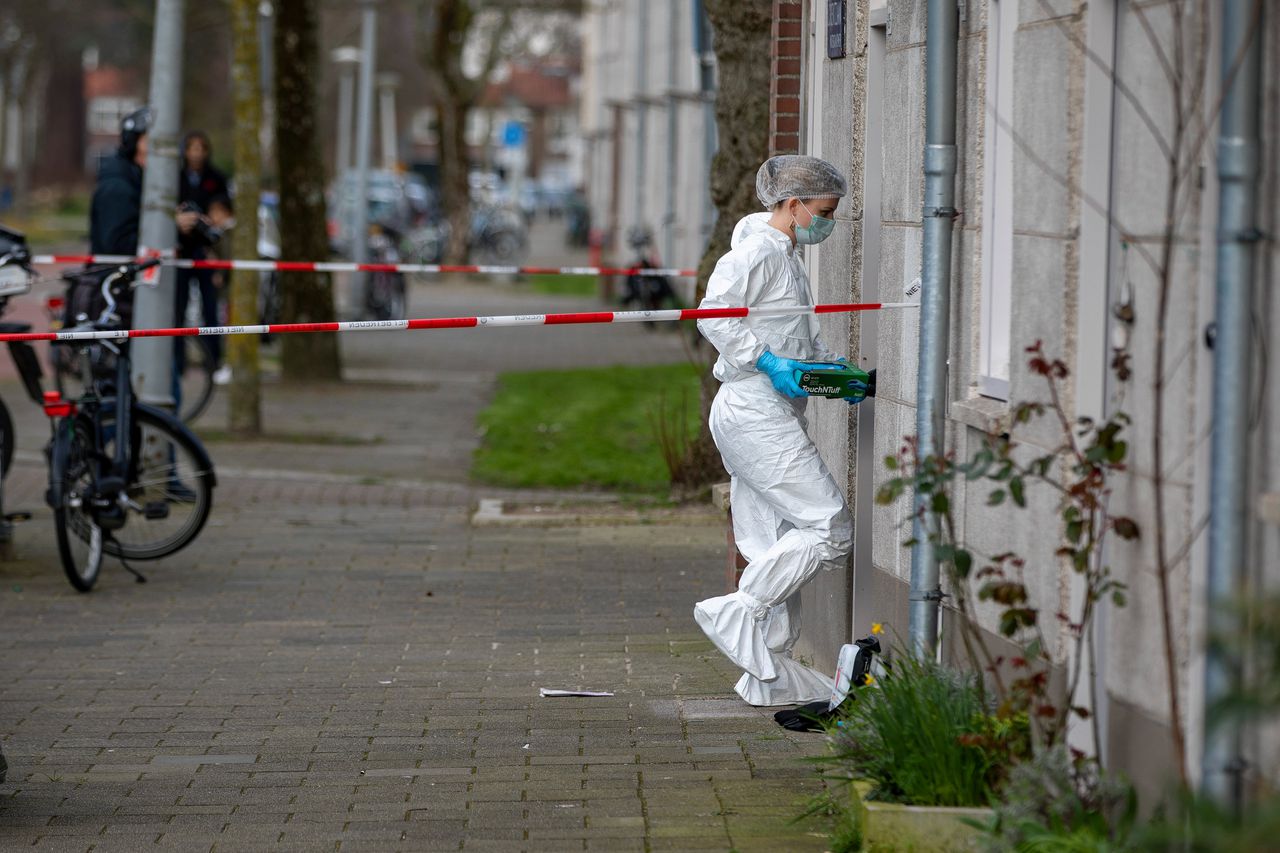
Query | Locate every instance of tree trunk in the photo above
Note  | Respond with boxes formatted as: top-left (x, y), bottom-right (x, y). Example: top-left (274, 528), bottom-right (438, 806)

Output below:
top-left (674, 0), bottom-right (774, 491)
top-left (418, 0), bottom-right (511, 265)
top-left (438, 97), bottom-right (472, 263)
top-left (274, 0), bottom-right (341, 381)
top-left (228, 0), bottom-right (262, 435)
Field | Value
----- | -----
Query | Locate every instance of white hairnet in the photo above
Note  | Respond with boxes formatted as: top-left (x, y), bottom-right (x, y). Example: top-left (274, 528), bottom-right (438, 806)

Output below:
top-left (755, 155), bottom-right (848, 208)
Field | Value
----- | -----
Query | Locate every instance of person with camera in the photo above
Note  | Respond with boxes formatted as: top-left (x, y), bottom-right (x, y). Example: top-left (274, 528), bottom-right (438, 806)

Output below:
top-left (175, 130), bottom-right (233, 388)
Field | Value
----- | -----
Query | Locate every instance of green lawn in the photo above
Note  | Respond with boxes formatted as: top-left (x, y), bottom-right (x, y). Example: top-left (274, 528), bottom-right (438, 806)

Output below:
top-left (526, 273), bottom-right (600, 298)
top-left (472, 362), bottom-right (704, 493)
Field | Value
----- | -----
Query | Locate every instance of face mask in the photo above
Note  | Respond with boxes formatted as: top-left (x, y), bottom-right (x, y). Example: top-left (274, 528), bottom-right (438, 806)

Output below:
top-left (793, 200), bottom-right (836, 245)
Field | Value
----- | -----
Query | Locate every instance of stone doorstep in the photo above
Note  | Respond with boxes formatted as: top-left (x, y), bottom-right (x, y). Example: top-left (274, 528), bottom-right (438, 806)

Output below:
top-left (470, 498), bottom-right (722, 528)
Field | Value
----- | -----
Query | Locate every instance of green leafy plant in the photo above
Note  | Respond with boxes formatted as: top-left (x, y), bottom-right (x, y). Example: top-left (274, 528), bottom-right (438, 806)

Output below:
top-left (876, 342), bottom-right (1136, 755)
top-left (826, 655), bottom-right (1007, 807)
top-left (975, 746), bottom-right (1138, 853)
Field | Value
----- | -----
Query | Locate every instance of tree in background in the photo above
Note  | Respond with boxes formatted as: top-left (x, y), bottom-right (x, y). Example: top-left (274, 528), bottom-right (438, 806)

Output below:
top-left (227, 0), bottom-right (262, 434)
top-left (274, 0), bottom-right (340, 381)
top-left (672, 0), bottom-right (774, 492)
top-left (415, 0), bottom-right (512, 264)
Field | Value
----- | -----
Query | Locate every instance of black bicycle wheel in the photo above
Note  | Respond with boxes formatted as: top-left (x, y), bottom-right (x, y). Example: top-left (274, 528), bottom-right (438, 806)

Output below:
top-left (52, 345), bottom-right (87, 405)
top-left (366, 272), bottom-right (407, 321)
top-left (99, 407), bottom-right (215, 561)
top-left (51, 418), bottom-right (104, 592)
top-left (178, 337), bottom-right (215, 424)
top-left (0, 397), bottom-right (14, 478)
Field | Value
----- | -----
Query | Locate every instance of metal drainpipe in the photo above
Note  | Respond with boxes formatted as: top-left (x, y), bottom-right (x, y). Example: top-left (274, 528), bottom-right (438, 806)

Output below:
top-left (908, 0), bottom-right (960, 659)
top-left (695, 0), bottom-right (717, 252)
top-left (634, 0), bottom-right (649, 231)
top-left (663, 0), bottom-right (679, 269)
top-left (1202, 0), bottom-right (1262, 812)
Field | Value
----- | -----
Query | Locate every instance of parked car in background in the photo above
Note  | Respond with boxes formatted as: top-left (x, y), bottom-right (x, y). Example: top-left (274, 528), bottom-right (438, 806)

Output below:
top-left (326, 170), bottom-right (417, 256)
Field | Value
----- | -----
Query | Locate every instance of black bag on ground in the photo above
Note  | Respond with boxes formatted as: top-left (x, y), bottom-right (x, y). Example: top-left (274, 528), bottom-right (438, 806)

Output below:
top-left (773, 635), bottom-right (883, 733)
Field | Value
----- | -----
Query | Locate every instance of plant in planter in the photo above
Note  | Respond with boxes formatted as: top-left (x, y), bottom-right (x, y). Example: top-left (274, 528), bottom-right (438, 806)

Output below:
top-left (829, 654), bottom-right (1016, 807)
top-left (806, 344), bottom-right (1140, 850)
top-left (875, 342), bottom-right (1137, 756)
top-left (975, 745), bottom-right (1139, 852)
top-left (800, 650), bottom-right (1023, 852)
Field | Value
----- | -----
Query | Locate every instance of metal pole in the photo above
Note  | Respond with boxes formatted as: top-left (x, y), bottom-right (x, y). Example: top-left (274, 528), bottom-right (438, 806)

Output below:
top-left (908, 0), bottom-right (959, 659)
top-left (694, 0), bottom-right (717, 251)
top-left (377, 72), bottom-right (399, 170)
top-left (351, 2), bottom-right (377, 300)
top-left (333, 47), bottom-right (359, 175)
top-left (634, 0), bottom-right (649, 231)
top-left (131, 0), bottom-right (186, 408)
top-left (1202, 0), bottom-right (1262, 811)
top-left (662, 0), bottom-right (679, 269)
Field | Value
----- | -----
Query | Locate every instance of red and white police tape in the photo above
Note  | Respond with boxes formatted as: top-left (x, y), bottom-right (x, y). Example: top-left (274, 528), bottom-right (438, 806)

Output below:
top-left (0, 302), bottom-right (919, 344)
top-left (30, 253), bottom-right (698, 279)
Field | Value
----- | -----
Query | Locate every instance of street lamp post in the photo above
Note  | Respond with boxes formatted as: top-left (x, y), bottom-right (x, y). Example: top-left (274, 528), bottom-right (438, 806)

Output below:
top-left (332, 46), bottom-right (360, 177)
top-left (376, 72), bottom-right (400, 170)
top-left (351, 3), bottom-right (377, 304)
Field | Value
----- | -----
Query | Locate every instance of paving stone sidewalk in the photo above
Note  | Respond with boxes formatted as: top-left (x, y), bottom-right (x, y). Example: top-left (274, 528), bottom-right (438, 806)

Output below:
top-left (0, 279), bottom-right (834, 852)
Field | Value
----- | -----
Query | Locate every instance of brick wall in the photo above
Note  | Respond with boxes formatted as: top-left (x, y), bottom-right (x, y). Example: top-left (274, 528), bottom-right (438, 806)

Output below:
top-left (769, 0), bottom-right (804, 155)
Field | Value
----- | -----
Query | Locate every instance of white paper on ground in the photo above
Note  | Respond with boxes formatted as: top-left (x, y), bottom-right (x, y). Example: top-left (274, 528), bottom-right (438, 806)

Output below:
top-left (539, 688), bottom-right (615, 698)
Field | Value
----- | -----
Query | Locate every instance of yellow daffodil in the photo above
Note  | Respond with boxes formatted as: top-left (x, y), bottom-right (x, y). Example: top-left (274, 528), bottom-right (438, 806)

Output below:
top-left (871, 622), bottom-right (884, 635)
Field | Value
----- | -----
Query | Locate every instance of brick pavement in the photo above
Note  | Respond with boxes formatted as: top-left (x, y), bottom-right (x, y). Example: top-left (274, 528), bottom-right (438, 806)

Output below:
top-left (0, 277), bottom-right (834, 852)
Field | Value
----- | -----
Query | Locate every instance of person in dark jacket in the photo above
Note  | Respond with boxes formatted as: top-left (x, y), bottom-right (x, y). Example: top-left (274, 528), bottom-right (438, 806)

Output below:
top-left (89, 108), bottom-right (150, 256)
top-left (174, 131), bottom-right (232, 383)
top-left (89, 109), bottom-right (201, 266)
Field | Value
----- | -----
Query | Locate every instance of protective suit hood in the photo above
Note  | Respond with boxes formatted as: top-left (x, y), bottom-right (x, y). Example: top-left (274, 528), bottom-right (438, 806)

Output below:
top-left (697, 213), bottom-right (835, 384)
top-left (730, 212), bottom-right (785, 251)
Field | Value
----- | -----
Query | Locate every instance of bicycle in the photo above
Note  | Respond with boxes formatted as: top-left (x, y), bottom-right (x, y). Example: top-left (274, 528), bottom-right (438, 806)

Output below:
top-left (43, 258), bottom-right (217, 592)
top-left (0, 225), bottom-right (38, 476)
top-left (46, 270), bottom-right (216, 424)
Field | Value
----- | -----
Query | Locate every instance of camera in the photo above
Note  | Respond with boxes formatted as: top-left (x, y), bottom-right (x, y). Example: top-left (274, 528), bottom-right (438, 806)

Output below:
top-left (178, 201), bottom-right (223, 247)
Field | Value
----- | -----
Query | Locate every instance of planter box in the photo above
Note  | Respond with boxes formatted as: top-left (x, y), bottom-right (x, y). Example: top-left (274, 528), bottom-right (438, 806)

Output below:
top-left (853, 782), bottom-right (994, 852)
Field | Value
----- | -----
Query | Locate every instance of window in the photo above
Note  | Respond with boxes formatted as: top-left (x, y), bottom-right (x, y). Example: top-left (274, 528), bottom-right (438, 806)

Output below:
top-left (979, 0), bottom-right (1017, 401)
top-left (87, 97), bottom-right (142, 136)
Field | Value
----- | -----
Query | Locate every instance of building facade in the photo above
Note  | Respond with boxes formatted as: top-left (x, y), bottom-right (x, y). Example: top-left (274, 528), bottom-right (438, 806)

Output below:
top-left (579, 0), bottom-right (717, 288)
top-left (774, 0), bottom-right (1277, 800)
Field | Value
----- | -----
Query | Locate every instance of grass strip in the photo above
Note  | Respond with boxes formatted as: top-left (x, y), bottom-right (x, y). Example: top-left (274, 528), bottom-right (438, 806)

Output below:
top-left (526, 274), bottom-right (599, 298)
top-left (472, 362), bottom-right (703, 494)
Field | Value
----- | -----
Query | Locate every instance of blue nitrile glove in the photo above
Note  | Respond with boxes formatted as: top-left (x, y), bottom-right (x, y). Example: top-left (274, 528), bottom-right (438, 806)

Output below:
top-left (756, 350), bottom-right (809, 398)
top-left (845, 368), bottom-right (877, 406)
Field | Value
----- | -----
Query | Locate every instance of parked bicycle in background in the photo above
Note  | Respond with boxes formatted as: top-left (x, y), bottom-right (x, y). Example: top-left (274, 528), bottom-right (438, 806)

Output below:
top-left (0, 225), bottom-right (39, 477)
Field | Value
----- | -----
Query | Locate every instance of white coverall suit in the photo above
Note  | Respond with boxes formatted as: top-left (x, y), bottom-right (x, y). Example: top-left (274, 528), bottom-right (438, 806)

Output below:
top-left (694, 212), bottom-right (854, 707)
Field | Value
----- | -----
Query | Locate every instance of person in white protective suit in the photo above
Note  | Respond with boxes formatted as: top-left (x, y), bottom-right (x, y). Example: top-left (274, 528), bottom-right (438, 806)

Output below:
top-left (693, 155), bottom-right (866, 707)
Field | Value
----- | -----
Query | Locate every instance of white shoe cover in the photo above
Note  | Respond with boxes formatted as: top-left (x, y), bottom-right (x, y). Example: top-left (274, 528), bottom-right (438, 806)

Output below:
top-left (694, 591), bottom-right (777, 682)
top-left (735, 660), bottom-right (835, 707)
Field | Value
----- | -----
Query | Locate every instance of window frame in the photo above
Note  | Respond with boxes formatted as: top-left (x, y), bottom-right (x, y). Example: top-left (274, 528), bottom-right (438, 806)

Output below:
top-left (979, 0), bottom-right (1018, 401)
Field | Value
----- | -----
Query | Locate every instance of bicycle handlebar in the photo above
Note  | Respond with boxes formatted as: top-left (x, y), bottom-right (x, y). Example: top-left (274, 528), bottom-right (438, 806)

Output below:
top-left (98, 257), bottom-right (164, 326)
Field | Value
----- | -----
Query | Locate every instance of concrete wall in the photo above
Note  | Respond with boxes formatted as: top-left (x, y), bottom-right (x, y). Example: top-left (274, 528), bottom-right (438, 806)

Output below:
top-left (794, 0), bottom-right (871, 674)
top-left (784, 0), bottom-right (1279, 797)
top-left (1247, 0), bottom-right (1280, 790)
top-left (579, 0), bottom-right (715, 274)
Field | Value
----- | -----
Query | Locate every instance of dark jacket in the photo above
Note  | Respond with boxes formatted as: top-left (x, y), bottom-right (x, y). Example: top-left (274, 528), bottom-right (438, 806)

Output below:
top-left (177, 163), bottom-right (231, 259)
top-left (89, 153), bottom-right (143, 256)
top-left (178, 163), bottom-right (231, 214)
